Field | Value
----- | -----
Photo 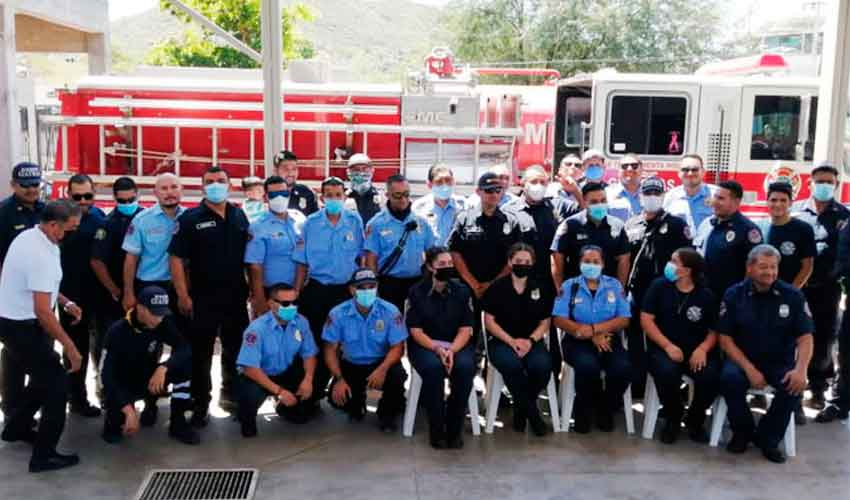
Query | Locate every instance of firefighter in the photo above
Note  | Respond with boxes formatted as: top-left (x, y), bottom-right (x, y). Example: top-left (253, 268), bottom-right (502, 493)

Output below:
top-left (545, 154), bottom-right (584, 204)
top-left (663, 153), bottom-right (718, 234)
top-left (581, 149), bottom-right (607, 186)
top-left (411, 164), bottom-right (467, 246)
top-left (466, 164), bottom-right (518, 209)
top-left (275, 150), bottom-right (319, 216)
top-left (606, 153), bottom-right (643, 221)
top-left (764, 182), bottom-right (816, 288)
top-left (240, 176), bottom-right (266, 224)
top-left (821, 212), bottom-right (850, 422)
top-left (345, 153), bottom-right (385, 224)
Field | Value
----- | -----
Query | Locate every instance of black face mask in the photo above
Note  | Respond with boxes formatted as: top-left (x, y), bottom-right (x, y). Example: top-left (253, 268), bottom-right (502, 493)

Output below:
top-left (511, 264), bottom-right (533, 279)
top-left (434, 267), bottom-right (458, 282)
top-left (387, 202), bottom-right (411, 221)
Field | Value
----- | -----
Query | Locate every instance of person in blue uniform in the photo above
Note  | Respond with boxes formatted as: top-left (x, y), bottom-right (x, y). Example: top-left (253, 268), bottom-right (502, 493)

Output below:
top-left (694, 180), bottom-right (763, 301)
top-left (641, 248), bottom-right (719, 444)
top-left (553, 245), bottom-right (632, 433)
top-left (0, 162), bottom-right (45, 419)
top-left (323, 268), bottom-right (408, 432)
top-left (240, 176), bottom-right (267, 224)
top-left (545, 154), bottom-right (584, 204)
top-left (293, 176), bottom-right (365, 407)
top-left (236, 283), bottom-right (318, 438)
top-left (169, 166), bottom-right (251, 425)
top-left (411, 164), bottom-right (467, 247)
top-left (792, 163), bottom-right (850, 410)
top-left (59, 174), bottom-right (105, 417)
top-left (483, 243), bottom-right (553, 436)
top-left (605, 153), bottom-right (643, 221)
top-left (245, 176), bottom-right (305, 316)
top-left (716, 244), bottom-right (813, 463)
top-left (662, 154), bottom-right (718, 234)
top-left (100, 286), bottom-right (198, 445)
top-left (764, 182), bottom-right (816, 289)
top-left (406, 247), bottom-right (475, 449)
top-left (275, 150), bottom-right (319, 216)
top-left (344, 153), bottom-right (385, 224)
top-left (551, 182), bottom-right (630, 290)
top-left (365, 174), bottom-right (436, 312)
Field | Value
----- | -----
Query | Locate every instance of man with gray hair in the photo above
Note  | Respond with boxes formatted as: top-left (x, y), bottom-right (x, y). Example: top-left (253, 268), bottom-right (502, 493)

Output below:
top-left (715, 243), bottom-right (814, 463)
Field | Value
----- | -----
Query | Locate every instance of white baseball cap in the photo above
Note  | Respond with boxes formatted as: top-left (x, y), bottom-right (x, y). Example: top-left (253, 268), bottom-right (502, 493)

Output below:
top-left (581, 149), bottom-right (605, 162)
top-left (347, 153), bottom-right (372, 167)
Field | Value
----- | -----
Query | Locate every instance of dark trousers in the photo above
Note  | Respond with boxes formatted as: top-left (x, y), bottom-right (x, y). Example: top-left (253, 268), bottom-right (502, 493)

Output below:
top-left (299, 280), bottom-right (350, 403)
top-left (0, 344), bottom-right (26, 416)
top-left (834, 305), bottom-right (850, 410)
top-left (237, 359), bottom-right (313, 424)
top-left (563, 336), bottom-right (633, 414)
top-left (626, 303), bottom-right (648, 398)
top-left (804, 283), bottom-right (841, 393)
top-left (647, 346), bottom-right (720, 426)
top-left (719, 360), bottom-right (799, 449)
top-left (104, 363), bottom-right (192, 433)
top-left (378, 275), bottom-right (420, 313)
top-left (331, 359), bottom-right (406, 423)
top-left (187, 298), bottom-right (248, 409)
top-left (94, 298), bottom-right (125, 369)
top-left (60, 308), bottom-right (95, 407)
top-left (0, 319), bottom-right (68, 459)
top-left (489, 340), bottom-right (552, 415)
top-left (408, 343), bottom-right (475, 438)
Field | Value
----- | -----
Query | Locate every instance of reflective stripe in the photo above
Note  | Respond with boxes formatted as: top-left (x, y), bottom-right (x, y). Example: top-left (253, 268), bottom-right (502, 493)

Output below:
top-left (172, 381), bottom-right (191, 389)
top-left (170, 393), bottom-right (191, 400)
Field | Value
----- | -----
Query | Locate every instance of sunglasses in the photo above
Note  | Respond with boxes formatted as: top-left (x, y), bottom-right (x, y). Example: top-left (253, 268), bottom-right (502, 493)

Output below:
top-left (620, 163), bottom-right (641, 170)
top-left (116, 196), bottom-right (137, 204)
top-left (17, 182), bottom-right (40, 189)
top-left (483, 187), bottom-right (504, 194)
top-left (268, 190), bottom-right (290, 199)
top-left (390, 191), bottom-right (411, 200)
top-left (564, 162), bottom-right (582, 167)
top-left (71, 193), bottom-right (95, 201)
top-left (680, 167), bottom-right (700, 173)
top-left (271, 299), bottom-right (297, 307)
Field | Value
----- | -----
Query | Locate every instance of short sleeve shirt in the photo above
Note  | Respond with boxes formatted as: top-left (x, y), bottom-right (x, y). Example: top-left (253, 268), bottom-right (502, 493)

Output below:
top-left (641, 277), bottom-right (717, 353)
top-left (405, 278), bottom-right (474, 343)
top-left (482, 276), bottom-right (551, 339)
top-left (237, 312), bottom-right (318, 376)
top-left (0, 227), bottom-right (61, 319)
top-left (322, 298), bottom-right (408, 365)
top-left (766, 218), bottom-right (817, 285)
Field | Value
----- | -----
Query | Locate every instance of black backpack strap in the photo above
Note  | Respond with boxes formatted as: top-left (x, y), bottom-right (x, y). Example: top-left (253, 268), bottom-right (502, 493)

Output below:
top-left (568, 281), bottom-right (580, 321)
top-left (378, 220), bottom-right (418, 276)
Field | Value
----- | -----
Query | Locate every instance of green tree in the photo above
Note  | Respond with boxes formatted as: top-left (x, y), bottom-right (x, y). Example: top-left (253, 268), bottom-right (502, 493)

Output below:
top-left (146, 0), bottom-right (315, 68)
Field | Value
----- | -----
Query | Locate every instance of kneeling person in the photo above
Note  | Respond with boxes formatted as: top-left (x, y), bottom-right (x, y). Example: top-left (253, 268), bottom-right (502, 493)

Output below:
top-left (237, 283), bottom-right (318, 438)
top-left (323, 268), bottom-right (408, 432)
top-left (101, 286), bottom-right (199, 445)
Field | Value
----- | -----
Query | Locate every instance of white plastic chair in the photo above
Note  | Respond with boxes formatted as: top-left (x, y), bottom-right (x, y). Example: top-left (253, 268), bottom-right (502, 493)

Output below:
top-left (641, 374), bottom-right (722, 439)
top-left (708, 387), bottom-right (796, 456)
top-left (402, 364), bottom-right (481, 437)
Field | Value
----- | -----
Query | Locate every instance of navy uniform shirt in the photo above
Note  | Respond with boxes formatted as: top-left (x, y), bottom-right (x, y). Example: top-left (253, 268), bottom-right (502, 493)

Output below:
top-left (288, 183), bottom-right (319, 216)
top-left (791, 198), bottom-right (850, 287)
top-left (482, 275), bottom-right (553, 339)
top-left (92, 206), bottom-right (143, 291)
top-left (765, 218), bottom-right (817, 285)
top-left (322, 297), bottom-right (408, 366)
top-left (624, 210), bottom-right (692, 305)
top-left (345, 186), bottom-right (385, 226)
top-left (168, 201), bottom-right (250, 304)
top-left (236, 311), bottom-right (317, 376)
top-left (694, 211), bottom-right (762, 300)
top-left (0, 195), bottom-right (44, 266)
top-left (60, 206), bottom-right (106, 304)
top-left (405, 278), bottom-right (474, 343)
top-left (716, 279), bottom-right (814, 371)
top-left (551, 210), bottom-right (629, 281)
top-left (641, 277), bottom-right (717, 354)
top-left (448, 205), bottom-right (532, 284)
top-left (503, 195), bottom-right (579, 286)
top-left (364, 209), bottom-right (436, 278)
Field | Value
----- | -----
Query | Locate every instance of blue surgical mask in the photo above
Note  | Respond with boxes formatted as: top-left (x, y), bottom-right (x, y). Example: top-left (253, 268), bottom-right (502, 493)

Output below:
top-left (432, 184), bottom-right (453, 201)
top-left (204, 183), bottom-right (228, 203)
top-left (585, 164), bottom-right (605, 181)
top-left (664, 262), bottom-right (679, 282)
top-left (325, 199), bottom-right (344, 215)
top-left (355, 288), bottom-right (378, 308)
top-left (579, 262), bottom-right (603, 280)
top-left (587, 203), bottom-right (608, 221)
top-left (813, 183), bottom-right (835, 202)
top-left (276, 305), bottom-right (298, 322)
top-left (116, 201), bottom-right (139, 216)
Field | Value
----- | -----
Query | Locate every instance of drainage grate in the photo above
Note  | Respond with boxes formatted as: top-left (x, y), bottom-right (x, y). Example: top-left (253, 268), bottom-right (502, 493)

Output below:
top-left (134, 468), bottom-right (259, 500)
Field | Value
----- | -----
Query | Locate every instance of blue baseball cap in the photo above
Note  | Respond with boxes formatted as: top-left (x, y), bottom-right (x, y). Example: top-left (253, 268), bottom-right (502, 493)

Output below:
top-left (12, 162), bottom-right (41, 187)
top-left (137, 286), bottom-right (172, 316)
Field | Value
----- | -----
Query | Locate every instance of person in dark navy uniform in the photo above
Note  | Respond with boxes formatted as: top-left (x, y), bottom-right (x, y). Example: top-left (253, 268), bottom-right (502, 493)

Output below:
top-left (274, 150), bottom-right (319, 216)
top-left (169, 166), bottom-right (251, 426)
top-left (100, 286), bottom-right (198, 445)
top-left (236, 283), bottom-right (318, 437)
top-left (693, 180), bottom-right (763, 301)
top-left (0, 162), bottom-right (45, 418)
top-left (791, 163), bottom-right (850, 409)
top-left (344, 153), bottom-right (385, 224)
top-left (60, 174), bottom-right (106, 417)
top-left (764, 182), bottom-right (815, 288)
top-left (624, 177), bottom-right (692, 397)
top-left (716, 244), bottom-right (813, 463)
top-left (551, 182), bottom-right (630, 290)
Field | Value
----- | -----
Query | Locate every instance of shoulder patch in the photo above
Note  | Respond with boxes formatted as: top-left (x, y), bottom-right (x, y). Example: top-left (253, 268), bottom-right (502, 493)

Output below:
top-left (748, 228), bottom-right (762, 244)
top-left (126, 223), bottom-right (135, 235)
top-left (719, 301), bottom-right (727, 318)
top-left (244, 332), bottom-right (258, 346)
top-left (394, 314), bottom-right (403, 326)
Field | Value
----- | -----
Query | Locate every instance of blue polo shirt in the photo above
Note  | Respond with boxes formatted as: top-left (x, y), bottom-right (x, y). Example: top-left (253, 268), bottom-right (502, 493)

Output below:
top-left (122, 204), bottom-right (185, 282)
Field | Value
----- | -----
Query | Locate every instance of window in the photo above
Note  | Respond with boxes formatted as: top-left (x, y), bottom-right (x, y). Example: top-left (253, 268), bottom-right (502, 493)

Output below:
top-left (563, 96), bottom-right (590, 147)
top-left (750, 95), bottom-right (818, 161)
top-left (608, 95), bottom-right (687, 156)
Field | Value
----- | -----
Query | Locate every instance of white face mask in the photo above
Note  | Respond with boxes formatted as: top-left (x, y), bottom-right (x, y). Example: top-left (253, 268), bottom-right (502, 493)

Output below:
top-left (526, 183), bottom-right (547, 202)
top-left (640, 194), bottom-right (664, 213)
top-left (268, 196), bottom-right (289, 214)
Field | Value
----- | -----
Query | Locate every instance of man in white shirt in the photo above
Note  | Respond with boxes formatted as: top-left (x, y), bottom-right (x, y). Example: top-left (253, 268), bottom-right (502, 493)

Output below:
top-left (0, 200), bottom-right (84, 473)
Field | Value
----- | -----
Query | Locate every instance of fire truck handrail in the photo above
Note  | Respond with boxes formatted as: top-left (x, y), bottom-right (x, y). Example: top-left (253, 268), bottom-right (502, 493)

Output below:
top-left (39, 114), bottom-right (523, 138)
top-left (87, 97), bottom-right (400, 116)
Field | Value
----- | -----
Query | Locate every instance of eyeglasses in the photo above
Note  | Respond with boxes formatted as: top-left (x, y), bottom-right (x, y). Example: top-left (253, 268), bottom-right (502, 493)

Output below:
top-left (71, 193), bottom-right (94, 201)
top-left (483, 187), bottom-right (504, 194)
top-left (268, 190), bottom-right (290, 199)
top-left (116, 196), bottom-right (137, 204)
top-left (390, 191), bottom-right (411, 200)
top-left (680, 167), bottom-right (700, 174)
top-left (620, 163), bottom-right (641, 170)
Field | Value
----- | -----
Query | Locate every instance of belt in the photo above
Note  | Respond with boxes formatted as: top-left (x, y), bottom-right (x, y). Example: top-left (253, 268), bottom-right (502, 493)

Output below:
top-left (0, 318), bottom-right (38, 326)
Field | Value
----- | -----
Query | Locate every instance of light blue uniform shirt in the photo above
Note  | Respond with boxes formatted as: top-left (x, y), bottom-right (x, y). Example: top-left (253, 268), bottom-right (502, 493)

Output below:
top-left (236, 312), bottom-right (317, 376)
top-left (663, 183), bottom-right (718, 234)
top-left (244, 210), bottom-right (305, 287)
top-left (606, 183), bottom-right (642, 222)
top-left (322, 298), bottom-right (408, 365)
top-left (292, 208), bottom-right (364, 285)
top-left (364, 209), bottom-right (436, 278)
top-left (122, 204), bottom-right (185, 282)
top-left (411, 193), bottom-right (466, 247)
top-left (552, 275), bottom-right (631, 324)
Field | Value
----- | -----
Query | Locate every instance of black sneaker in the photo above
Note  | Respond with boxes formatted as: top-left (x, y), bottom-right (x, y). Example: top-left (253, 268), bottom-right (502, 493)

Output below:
top-left (447, 434), bottom-right (464, 449)
top-left (69, 403), bottom-right (102, 418)
top-left (512, 409), bottom-right (527, 433)
top-left (726, 433), bottom-right (750, 454)
top-left (378, 419), bottom-right (398, 433)
top-left (660, 420), bottom-right (680, 444)
top-left (169, 425), bottom-right (201, 445)
top-left (687, 425), bottom-right (710, 444)
top-left (429, 436), bottom-right (447, 449)
top-left (240, 419), bottom-right (258, 438)
top-left (528, 409), bottom-right (548, 437)
top-left (190, 408), bottom-right (209, 428)
top-left (29, 451), bottom-right (80, 473)
top-left (1, 426), bottom-right (36, 444)
top-left (140, 404), bottom-right (158, 427)
top-left (815, 405), bottom-right (849, 423)
top-left (760, 446), bottom-right (787, 464)
top-left (101, 428), bottom-right (122, 444)
top-left (573, 410), bottom-right (592, 434)
top-left (596, 410), bottom-right (614, 432)
top-left (808, 391), bottom-right (827, 410)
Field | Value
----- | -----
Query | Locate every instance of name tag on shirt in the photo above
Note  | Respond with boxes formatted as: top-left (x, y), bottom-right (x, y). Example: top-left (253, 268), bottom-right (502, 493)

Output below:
top-left (196, 221), bottom-right (216, 230)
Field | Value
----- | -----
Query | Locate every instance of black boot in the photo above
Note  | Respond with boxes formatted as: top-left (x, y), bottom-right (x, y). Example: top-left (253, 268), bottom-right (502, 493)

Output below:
top-left (140, 397), bottom-right (158, 427)
top-left (528, 406), bottom-right (548, 437)
top-left (170, 401), bottom-right (200, 445)
top-left (29, 451), bottom-right (80, 473)
top-left (190, 403), bottom-right (209, 428)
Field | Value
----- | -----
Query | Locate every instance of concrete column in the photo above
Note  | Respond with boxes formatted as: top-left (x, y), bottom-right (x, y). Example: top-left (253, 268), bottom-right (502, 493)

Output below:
top-left (0, 3), bottom-right (20, 196)
top-left (814, 0), bottom-right (850, 169)
top-left (86, 32), bottom-right (110, 75)
top-left (261, 0), bottom-right (283, 177)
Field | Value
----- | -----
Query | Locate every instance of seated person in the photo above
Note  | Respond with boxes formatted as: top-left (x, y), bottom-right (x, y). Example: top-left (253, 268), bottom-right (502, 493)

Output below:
top-left (236, 283), bottom-right (318, 438)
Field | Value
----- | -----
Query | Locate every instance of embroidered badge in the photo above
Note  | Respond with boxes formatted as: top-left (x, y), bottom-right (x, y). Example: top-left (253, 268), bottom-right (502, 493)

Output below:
top-left (686, 306), bottom-right (702, 322)
top-left (299, 197), bottom-right (307, 209)
top-left (748, 229), bottom-right (762, 244)
top-left (95, 228), bottom-right (107, 240)
top-left (779, 304), bottom-right (790, 318)
top-left (659, 223), bottom-right (668, 235)
top-left (503, 222), bottom-right (511, 235)
top-left (245, 332), bottom-right (258, 346)
top-left (780, 241), bottom-right (796, 256)
top-left (725, 230), bottom-right (735, 242)
top-left (531, 289), bottom-right (540, 301)
top-left (375, 319), bottom-right (385, 332)
top-left (294, 329), bottom-right (302, 342)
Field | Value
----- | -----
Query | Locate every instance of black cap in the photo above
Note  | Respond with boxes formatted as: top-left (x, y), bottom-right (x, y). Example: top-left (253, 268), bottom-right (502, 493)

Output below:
top-left (581, 181), bottom-right (605, 197)
top-left (640, 177), bottom-right (665, 194)
top-left (349, 267), bottom-right (378, 287)
top-left (137, 286), bottom-right (172, 316)
top-left (812, 161), bottom-right (839, 177)
top-left (478, 172), bottom-right (501, 190)
top-left (11, 162), bottom-right (41, 187)
top-left (767, 181), bottom-right (793, 199)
